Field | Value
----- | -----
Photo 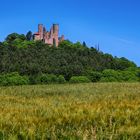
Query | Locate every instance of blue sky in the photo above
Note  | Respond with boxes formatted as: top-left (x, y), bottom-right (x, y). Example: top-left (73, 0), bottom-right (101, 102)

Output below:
top-left (0, 0), bottom-right (140, 65)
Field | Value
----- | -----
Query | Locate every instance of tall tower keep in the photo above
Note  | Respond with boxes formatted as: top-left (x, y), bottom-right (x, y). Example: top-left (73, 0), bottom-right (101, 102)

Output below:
top-left (53, 24), bottom-right (59, 47)
top-left (38, 24), bottom-right (43, 40)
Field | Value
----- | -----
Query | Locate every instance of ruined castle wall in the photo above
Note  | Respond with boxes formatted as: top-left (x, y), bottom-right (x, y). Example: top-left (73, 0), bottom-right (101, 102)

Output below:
top-left (34, 24), bottom-right (64, 47)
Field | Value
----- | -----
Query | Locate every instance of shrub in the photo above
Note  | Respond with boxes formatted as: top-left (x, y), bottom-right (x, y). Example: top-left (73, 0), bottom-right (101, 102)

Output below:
top-left (29, 74), bottom-right (66, 84)
top-left (38, 74), bottom-right (58, 84)
top-left (87, 71), bottom-right (102, 82)
top-left (100, 77), bottom-right (118, 82)
top-left (0, 72), bottom-right (29, 86)
top-left (100, 69), bottom-right (119, 82)
top-left (57, 75), bottom-right (66, 84)
top-left (69, 76), bottom-right (91, 83)
top-left (100, 69), bottom-right (139, 82)
top-left (29, 75), bottom-right (41, 84)
top-left (120, 71), bottom-right (139, 82)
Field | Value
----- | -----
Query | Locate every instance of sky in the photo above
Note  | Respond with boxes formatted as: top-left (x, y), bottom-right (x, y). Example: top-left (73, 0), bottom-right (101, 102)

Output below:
top-left (0, 0), bottom-right (140, 65)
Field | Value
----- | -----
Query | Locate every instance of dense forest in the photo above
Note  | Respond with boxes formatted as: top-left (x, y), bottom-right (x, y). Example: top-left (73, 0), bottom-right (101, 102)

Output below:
top-left (0, 32), bottom-right (139, 85)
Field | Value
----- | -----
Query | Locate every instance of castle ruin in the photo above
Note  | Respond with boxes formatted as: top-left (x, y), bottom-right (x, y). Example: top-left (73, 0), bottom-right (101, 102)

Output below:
top-left (34, 24), bottom-right (64, 47)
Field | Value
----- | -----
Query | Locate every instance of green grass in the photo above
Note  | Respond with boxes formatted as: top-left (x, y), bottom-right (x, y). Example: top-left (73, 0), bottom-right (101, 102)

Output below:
top-left (0, 83), bottom-right (140, 139)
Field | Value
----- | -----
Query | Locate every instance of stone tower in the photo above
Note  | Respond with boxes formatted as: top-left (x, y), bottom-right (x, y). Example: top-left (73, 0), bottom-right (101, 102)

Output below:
top-left (38, 24), bottom-right (43, 40)
top-left (52, 24), bottom-right (59, 47)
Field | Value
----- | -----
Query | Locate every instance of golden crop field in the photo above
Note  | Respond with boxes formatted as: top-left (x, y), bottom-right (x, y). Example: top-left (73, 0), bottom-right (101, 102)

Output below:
top-left (0, 83), bottom-right (140, 139)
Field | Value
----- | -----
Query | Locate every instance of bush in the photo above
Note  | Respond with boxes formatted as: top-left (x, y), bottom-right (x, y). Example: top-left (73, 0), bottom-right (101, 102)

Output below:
top-left (30, 74), bottom-right (66, 84)
top-left (100, 69), bottom-right (139, 82)
top-left (0, 72), bottom-right (29, 86)
top-left (57, 75), bottom-right (66, 84)
top-left (100, 77), bottom-right (118, 82)
top-left (29, 75), bottom-right (41, 84)
top-left (87, 71), bottom-right (102, 82)
top-left (100, 69), bottom-right (119, 82)
top-left (69, 76), bottom-right (91, 83)
top-left (37, 74), bottom-right (58, 84)
top-left (120, 71), bottom-right (139, 82)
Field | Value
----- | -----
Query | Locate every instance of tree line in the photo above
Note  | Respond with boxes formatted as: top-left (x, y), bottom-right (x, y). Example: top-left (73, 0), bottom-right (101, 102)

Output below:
top-left (0, 32), bottom-right (139, 85)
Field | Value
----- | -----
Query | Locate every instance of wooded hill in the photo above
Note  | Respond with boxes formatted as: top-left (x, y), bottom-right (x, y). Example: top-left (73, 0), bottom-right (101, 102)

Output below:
top-left (0, 32), bottom-right (139, 85)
